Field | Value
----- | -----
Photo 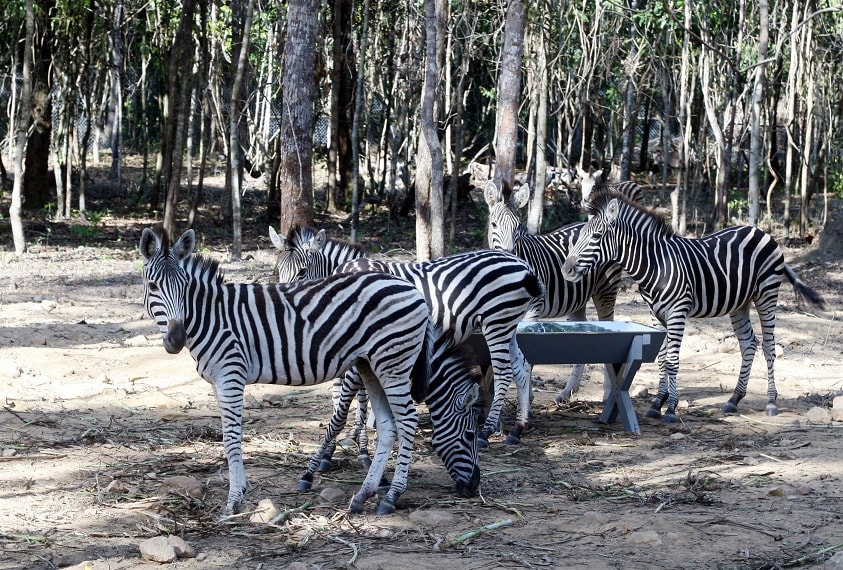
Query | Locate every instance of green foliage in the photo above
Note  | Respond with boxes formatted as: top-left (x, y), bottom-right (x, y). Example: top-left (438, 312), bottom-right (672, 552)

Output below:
top-left (829, 170), bottom-right (843, 200)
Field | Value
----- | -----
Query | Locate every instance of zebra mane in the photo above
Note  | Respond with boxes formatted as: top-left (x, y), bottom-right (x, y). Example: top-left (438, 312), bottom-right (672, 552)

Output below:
top-left (286, 223), bottom-right (318, 247)
top-left (182, 252), bottom-right (226, 285)
top-left (586, 189), bottom-right (674, 237)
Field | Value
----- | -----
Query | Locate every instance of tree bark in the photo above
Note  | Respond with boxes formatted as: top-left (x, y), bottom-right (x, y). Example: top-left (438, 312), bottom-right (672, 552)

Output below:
top-left (278, 0), bottom-right (319, 236)
top-left (349, 0), bottom-right (369, 243)
top-left (493, 0), bottom-right (526, 199)
top-left (748, 0), bottom-right (769, 227)
top-left (416, 0), bottom-right (445, 261)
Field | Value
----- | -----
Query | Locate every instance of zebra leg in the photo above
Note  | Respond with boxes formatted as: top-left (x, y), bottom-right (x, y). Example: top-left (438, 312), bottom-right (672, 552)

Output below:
top-left (344, 386), bottom-right (372, 468)
top-left (299, 383), bottom-right (356, 491)
top-left (648, 320), bottom-right (682, 423)
top-left (478, 338), bottom-right (517, 448)
top-left (318, 371), bottom-right (366, 472)
top-left (758, 305), bottom-right (779, 416)
top-left (723, 309), bottom-right (759, 415)
top-left (211, 377), bottom-right (248, 518)
top-left (505, 341), bottom-right (532, 444)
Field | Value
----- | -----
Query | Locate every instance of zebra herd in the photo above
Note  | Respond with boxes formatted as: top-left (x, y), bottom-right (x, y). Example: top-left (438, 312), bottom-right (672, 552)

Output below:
top-left (140, 177), bottom-right (826, 518)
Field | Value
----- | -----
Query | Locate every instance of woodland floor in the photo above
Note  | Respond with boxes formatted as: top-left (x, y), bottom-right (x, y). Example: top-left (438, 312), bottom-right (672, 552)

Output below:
top-left (0, 161), bottom-right (841, 569)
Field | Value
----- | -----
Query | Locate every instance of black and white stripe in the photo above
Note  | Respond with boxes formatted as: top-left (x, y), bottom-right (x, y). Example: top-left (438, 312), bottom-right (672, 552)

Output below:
top-left (562, 190), bottom-right (826, 422)
top-left (141, 226), bottom-right (433, 516)
top-left (271, 227), bottom-right (543, 447)
top-left (484, 181), bottom-right (622, 403)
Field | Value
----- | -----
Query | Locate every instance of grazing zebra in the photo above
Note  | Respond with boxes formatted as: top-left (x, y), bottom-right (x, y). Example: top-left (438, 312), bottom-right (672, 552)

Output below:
top-left (140, 226), bottom-right (435, 516)
top-left (484, 181), bottom-right (622, 403)
top-left (271, 226), bottom-right (544, 446)
top-left (561, 190), bottom-right (826, 422)
top-left (577, 167), bottom-right (643, 208)
top-left (299, 331), bottom-right (482, 497)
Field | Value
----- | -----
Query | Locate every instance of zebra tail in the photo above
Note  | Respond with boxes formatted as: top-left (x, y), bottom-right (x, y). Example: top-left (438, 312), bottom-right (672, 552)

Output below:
top-left (783, 265), bottom-right (826, 310)
top-left (410, 320), bottom-right (434, 403)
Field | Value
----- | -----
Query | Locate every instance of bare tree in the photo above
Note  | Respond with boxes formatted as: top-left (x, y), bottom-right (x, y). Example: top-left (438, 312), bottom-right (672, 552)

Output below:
top-left (10, 0), bottom-right (35, 254)
top-left (747, 0), bottom-right (769, 226)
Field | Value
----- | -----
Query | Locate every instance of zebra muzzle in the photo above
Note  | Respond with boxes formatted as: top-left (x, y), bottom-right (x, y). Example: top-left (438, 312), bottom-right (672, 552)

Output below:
top-left (561, 254), bottom-right (583, 282)
top-left (163, 319), bottom-right (187, 354)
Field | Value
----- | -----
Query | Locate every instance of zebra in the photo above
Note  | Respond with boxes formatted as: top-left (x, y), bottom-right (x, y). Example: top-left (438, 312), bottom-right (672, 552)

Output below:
top-left (140, 226), bottom-right (436, 516)
top-left (577, 167), bottom-right (643, 209)
top-left (270, 226), bottom-right (544, 447)
top-left (561, 190), bottom-right (826, 423)
top-left (298, 331), bottom-right (482, 498)
top-left (484, 180), bottom-right (622, 403)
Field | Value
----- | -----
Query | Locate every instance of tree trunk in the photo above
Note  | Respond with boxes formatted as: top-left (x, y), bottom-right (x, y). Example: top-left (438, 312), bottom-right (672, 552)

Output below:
top-left (107, 0), bottom-right (124, 182)
top-left (747, 0), bottom-right (769, 227)
top-left (416, 0), bottom-right (444, 261)
top-left (162, 0), bottom-right (198, 237)
top-left (527, 34), bottom-right (548, 234)
top-left (493, 0), bottom-right (526, 199)
top-left (10, 0), bottom-right (36, 254)
top-left (278, 0), bottom-right (318, 237)
top-left (349, 0), bottom-right (369, 243)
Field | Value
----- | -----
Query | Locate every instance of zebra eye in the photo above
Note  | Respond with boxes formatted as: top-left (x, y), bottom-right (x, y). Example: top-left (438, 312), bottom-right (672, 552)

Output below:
top-left (147, 282), bottom-right (160, 292)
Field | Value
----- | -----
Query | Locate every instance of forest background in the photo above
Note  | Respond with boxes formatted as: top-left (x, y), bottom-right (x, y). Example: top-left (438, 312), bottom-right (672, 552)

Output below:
top-left (1, 0), bottom-right (843, 258)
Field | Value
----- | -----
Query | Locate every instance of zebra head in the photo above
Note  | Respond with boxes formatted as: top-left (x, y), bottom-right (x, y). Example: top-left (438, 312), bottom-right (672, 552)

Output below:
top-left (577, 167), bottom-right (602, 208)
top-left (140, 227), bottom-right (195, 354)
top-left (484, 180), bottom-right (529, 252)
top-left (269, 225), bottom-right (327, 282)
top-left (428, 356), bottom-right (482, 498)
top-left (562, 193), bottom-right (621, 283)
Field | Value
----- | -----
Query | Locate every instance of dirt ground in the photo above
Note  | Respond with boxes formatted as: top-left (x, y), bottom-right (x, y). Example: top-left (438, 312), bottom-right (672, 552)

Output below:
top-left (1, 197), bottom-right (842, 569)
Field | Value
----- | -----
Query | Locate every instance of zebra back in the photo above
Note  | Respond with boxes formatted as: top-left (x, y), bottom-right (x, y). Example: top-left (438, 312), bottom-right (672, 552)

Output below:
top-left (269, 224), bottom-right (364, 282)
top-left (577, 168), bottom-right (643, 207)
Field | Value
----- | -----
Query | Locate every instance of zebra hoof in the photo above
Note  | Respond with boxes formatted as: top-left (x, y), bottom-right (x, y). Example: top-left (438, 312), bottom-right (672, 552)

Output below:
top-left (358, 455), bottom-right (373, 469)
top-left (662, 413), bottom-right (677, 424)
top-left (504, 433), bottom-right (521, 445)
top-left (555, 392), bottom-right (571, 405)
top-left (766, 404), bottom-right (779, 416)
top-left (297, 473), bottom-right (314, 492)
top-left (375, 497), bottom-right (396, 515)
top-left (722, 402), bottom-right (739, 414)
top-left (645, 408), bottom-right (662, 419)
top-left (349, 497), bottom-right (365, 514)
top-left (317, 458), bottom-right (333, 473)
top-left (477, 438), bottom-right (489, 449)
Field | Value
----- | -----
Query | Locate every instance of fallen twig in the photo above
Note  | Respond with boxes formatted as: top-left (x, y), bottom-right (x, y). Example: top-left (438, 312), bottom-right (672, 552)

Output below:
top-left (446, 518), bottom-right (515, 547)
top-left (784, 541), bottom-right (843, 567)
top-left (270, 501), bottom-right (312, 525)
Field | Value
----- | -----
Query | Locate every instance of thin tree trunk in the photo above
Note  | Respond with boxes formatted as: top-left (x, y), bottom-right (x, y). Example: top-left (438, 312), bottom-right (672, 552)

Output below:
top-left (493, 0), bottom-right (526, 198)
top-left (349, 0), bottom-right (369, 243)
top-left (10, 0), bottom-right (35, 255)
top-left (107, 0), bottom-right (124, 182)
top-left (229, 0), bottom-right (256, 260)
top-left (748, 0), bottom-right (769, 226)
top-left (416, 0), bottom-right (444, 260)
top-left (528, 36), bottom-right (548, 234)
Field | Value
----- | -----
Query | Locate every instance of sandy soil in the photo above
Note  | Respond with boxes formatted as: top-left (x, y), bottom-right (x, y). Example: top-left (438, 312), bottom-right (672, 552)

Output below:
top-left (0, 219), bottom-right (841, 570)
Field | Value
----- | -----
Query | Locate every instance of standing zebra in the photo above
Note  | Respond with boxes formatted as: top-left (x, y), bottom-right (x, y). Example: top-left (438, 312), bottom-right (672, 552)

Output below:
top-left (271, 226), bottom-right (544, 446)
top-left (141, 226), bottom-right (435, 516)
top-left (484, 181), bottom-right (622, 403)
top-left (561, 190), bottom-right (825, 422)
top-left (577, 167), bottom-right (643, 208)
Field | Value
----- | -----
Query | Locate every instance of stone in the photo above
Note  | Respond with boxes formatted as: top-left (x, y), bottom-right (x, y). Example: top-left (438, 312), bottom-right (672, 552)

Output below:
top-left (670, 432), bottom-right (686, 440)
top-left (287, 563), bottom-right (309, 570)
top-left (625, 530), bottom-right (662, 546)
top-left (628, 385), bottom-right (649, 398)
top-left (250, 498), bottom-right (280, 524)
top-left (123, 334), bottom-right (150, 347)
top-left (319, 487), bottom-right (346, 504)
top-left (805, 406), bottom-right (831, 424)
top-left (826, 551), bottom-right (843, 569)
top-left (139, 536), bottom-right (177, 563)
top-left (167, 536), bottom-right (196, 558)
top-left (157, 475), bottom-right (203, 499)
top-left (768, 487), bottom-right (785, 497)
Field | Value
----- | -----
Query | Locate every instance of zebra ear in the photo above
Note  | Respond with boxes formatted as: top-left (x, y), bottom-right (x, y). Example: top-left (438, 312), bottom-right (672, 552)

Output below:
top-left (484, 180), bottom-right (503, 207)
top-left (576, 166), bottom-right (589, 180)
top-left (309, 229), bottom-right (328, 252)
top-left (607, 199), bottom-right (620, 223)
top-left (139, 227), bottom-right (159, 263)
top-left (513, 185), bottom-right (530, 209)
top-left (268, 226), bottom-right (286, 251)
top-left (455, 383), bottom-right (480, 413)
top-left (172, 229), bottom-right (196, 260)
